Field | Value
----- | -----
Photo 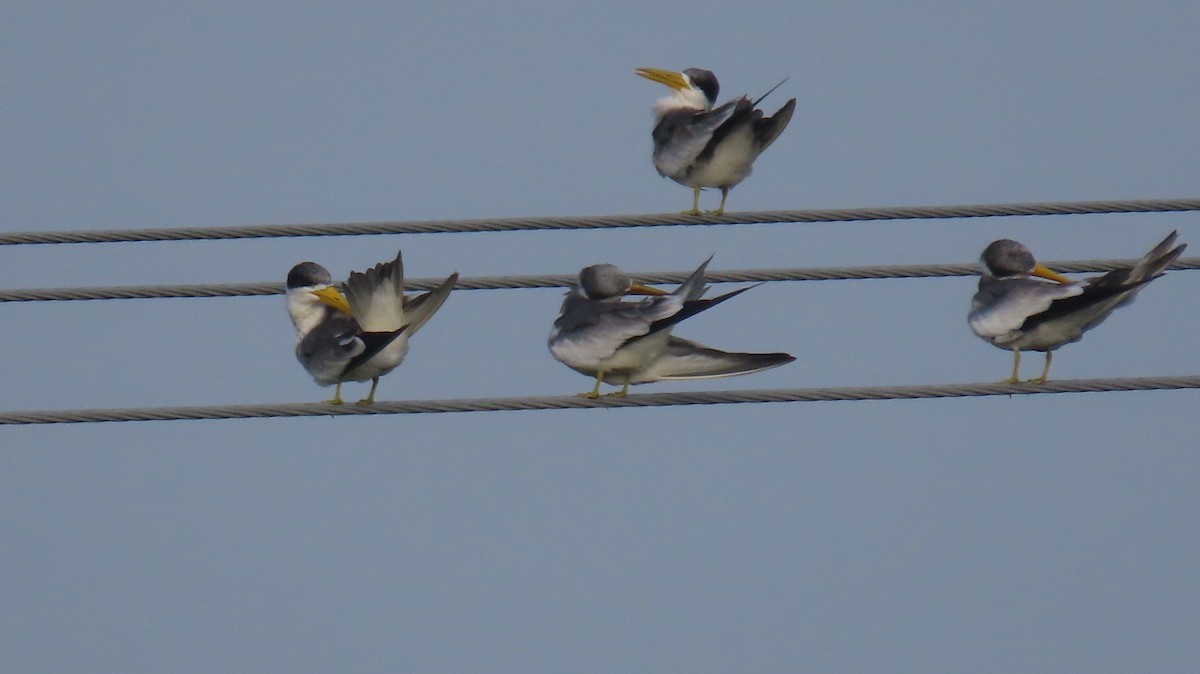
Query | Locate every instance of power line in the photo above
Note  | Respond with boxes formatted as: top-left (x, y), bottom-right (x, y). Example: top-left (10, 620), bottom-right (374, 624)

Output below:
top-left (3, 257), bottom-right (1198, 303)
top-left (3, 375), bottom-right (1197, 425)
top-left (3, 198), bottom-right (1198, 246)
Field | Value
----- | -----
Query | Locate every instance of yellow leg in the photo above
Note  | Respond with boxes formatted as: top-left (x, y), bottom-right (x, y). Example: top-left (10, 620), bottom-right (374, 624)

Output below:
top-left (681, 186), bottom-right (702, 215)
top-left (1029, 351), bottom-right (1053, 384)
top-left (708, 187), bottom-right (729, 215)
top-left (325, 381), bottom-right (345, 405)
top-left (357, 377), bottom-right (380, 405)
top-left (579, 371), bottom-right (604, 399)
top-left (1002, 349), bottom-right (1021, 384)
top-left (607, 377), bottom-right (631, 398)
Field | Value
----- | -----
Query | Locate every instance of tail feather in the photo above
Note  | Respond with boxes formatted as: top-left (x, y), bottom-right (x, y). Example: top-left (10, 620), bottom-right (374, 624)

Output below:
top-left (673, 255), bottom-right (714, 300)
top-left (402, 272), bottom-right (459, 336)
top-left (1131, 230), bottom-right (1185, 283)
top-left (754, 98), bottom-right (796, 151)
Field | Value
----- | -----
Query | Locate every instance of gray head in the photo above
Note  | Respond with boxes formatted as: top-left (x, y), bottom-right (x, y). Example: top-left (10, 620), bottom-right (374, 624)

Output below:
top-left (287, 261), bottom-right (333, 289)
top-left (683, 68), bottom-right (719, 106)
top-left (578, 264), bottom-right (632, 300)
top-left (980, 239), bottom-right (1037, 277)
top-left (980, 239), bottom-right (1075, 284)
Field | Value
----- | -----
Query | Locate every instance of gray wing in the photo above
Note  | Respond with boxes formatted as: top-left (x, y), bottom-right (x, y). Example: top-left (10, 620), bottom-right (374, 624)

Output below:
top-left (295, 313), bottom-right (366, 385)
top-left (633, 336), bottom-right (795, 382)
top-left (1021, 232), bottom-right (1186, 338)
top-left (969, 277), bottom-right (1083, 339)
top-left (651, 102), bottom-right (741, 178)
top-left (550, 293), bottom-right (685, 361)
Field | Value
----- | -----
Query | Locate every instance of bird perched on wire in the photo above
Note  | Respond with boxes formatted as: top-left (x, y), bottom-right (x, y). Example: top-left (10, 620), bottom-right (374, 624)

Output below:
top-left (285, 251), bottom-right (457, 404)
top-left (968, 231), bottom-right (1185, 383)
top-left (548, 256), bottom-right (795, 397)
top-left (635, 66), bottom-right (795, 215)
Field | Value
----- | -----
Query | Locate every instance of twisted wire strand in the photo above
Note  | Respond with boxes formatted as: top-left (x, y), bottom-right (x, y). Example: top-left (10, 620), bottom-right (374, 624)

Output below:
top-left (3, 257), bottom-right (1198, 303)
top-left (3, 198), bottom-right (1198, 246)
top-left (2, 375), bottom-right (1197, 425)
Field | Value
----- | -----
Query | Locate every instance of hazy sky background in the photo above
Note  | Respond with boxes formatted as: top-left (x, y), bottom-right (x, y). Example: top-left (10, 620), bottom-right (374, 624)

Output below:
top-left (2, 2), bottom-right (1198, 672)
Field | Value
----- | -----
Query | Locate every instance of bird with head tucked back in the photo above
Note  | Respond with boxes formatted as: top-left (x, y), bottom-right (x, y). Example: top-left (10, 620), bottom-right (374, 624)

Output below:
top-left (285, 251), bottom-right (458, 404)
top-left (548, 256), bottom-right (795, 397)
top-left (636, 66), bottom-right (795, 215)
top-left (968, 231), bottom-right (1185, 383)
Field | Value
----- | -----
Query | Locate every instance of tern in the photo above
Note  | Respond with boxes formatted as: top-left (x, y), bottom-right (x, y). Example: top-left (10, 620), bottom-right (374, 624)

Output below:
top-left (548, 256), bottom-right (795, 397)
top-left (285, 251), bottom-right (457, 404)
top-left (636, 66), bottom-right (795, 215)
top-left (968, 231), bottom-right (1185, 383)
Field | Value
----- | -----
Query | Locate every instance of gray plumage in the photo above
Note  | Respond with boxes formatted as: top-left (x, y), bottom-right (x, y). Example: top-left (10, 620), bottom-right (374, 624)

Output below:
top-left (969, 231), bottom-right (1185, 382)
top-left (548, 256), bottom-right (794, 395)
top-left (285, 251), bottom-right (458, 404)
top-left (639, 67), bottom-right (795, 214)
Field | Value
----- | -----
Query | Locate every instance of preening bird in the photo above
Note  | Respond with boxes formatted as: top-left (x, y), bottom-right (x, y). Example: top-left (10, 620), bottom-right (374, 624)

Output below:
top-left (285, 252), bottom-right (458, 404)
top-left (968, 231), bottom-right (1185, 383)
top-left (548, 256), bottom-right (795, 397)
top-left (636, 66), bottom-right (795, 215)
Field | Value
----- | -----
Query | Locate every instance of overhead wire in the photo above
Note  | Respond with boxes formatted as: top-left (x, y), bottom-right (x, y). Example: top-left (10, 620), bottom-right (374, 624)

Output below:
top-left (2, 197), bottom-right (1199, 246)
top-left (3, 257), bottom-right (1199, 303)
top-left (2, 375), bottom-right (1198, 425)
top-left (1, 201), bottom-right (1195, 424)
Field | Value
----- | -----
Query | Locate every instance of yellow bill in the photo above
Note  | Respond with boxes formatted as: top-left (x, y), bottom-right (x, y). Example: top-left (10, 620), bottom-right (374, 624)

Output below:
top-left (1031, 263), bottom-right (1074, 284)
top-left (627, 283), bottom-right (669, 296)
top-left (635, 67), bottom-right (689, 91)
top-left (310, 286), bottom-right (353, 314)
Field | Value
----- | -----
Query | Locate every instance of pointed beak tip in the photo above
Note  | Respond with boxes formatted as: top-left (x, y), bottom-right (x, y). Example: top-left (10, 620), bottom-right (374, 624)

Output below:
top-left (634, 67), bottom-right (687, 90)
top-left (1032, 263), bottom-right (1074, 284)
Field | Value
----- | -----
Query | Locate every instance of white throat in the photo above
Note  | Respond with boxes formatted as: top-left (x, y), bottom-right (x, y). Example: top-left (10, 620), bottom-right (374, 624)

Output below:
top-left (653, 87), bottom-right (711, 118)
top-left (286, 288), bottom-right (330, 337)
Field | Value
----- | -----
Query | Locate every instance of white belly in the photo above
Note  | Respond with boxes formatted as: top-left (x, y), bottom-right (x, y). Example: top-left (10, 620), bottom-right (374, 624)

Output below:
top-left (685, 125), bottom-right (757, 188)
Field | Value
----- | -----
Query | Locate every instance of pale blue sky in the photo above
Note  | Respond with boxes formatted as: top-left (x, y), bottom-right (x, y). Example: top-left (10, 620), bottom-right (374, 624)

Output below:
top-left (2, 2), bottom-right (1199, 672)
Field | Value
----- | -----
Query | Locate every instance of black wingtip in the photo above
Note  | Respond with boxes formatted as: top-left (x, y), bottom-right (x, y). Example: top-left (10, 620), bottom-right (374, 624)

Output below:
top-left (752, 76), bottom-right (791, 107)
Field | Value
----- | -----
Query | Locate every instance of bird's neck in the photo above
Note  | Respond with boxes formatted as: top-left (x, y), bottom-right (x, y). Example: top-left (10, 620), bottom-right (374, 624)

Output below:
top-left (654, 88), bottom-right (711, 118)
top-left (287, 292), bottom-right (331, 337)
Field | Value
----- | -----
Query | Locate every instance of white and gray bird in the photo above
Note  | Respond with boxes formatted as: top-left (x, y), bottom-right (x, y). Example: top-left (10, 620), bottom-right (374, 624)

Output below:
top-left (548, 256), bottom-right (795, 397)
top-left (285, 251), bottom-right (458, 404)
top-left (968, 231), bottom-right (1185, 383)
top-left (636, 66), bottom-right (796, 215)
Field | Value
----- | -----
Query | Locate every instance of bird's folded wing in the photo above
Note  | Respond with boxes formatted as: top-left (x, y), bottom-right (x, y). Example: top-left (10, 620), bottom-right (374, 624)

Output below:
top-left (645, 336), bottom-right (795, 380)
top-left (652, 102), bottom-right (741, 177)
top-left (970, 279), bottom-right (1082, 338)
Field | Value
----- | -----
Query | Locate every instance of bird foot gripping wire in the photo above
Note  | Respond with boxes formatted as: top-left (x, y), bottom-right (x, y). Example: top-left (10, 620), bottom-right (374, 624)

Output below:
top-left (578, 371), bottom-right (606, 399)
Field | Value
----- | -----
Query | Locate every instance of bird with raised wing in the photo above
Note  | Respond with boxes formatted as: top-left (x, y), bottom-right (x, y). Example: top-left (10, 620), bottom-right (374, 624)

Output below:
top-left (549, 256), bottom-right (795, 397)
top-left (968, 232), bottom-right (1185, 383)
top-left (285, 252), bottom-right (458, 404)
top-left (636, 66), bottom-right (795, 215)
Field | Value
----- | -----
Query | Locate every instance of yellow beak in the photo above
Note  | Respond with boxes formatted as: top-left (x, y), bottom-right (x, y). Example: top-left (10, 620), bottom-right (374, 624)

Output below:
top-left (627, 283), bottom-right (669, 296)
top-left (635, 67), bottom-right (689, 91)
top-left (310, 286), bottom-right (353, 314)
top-left (1031, 263), bottom-right (1074, 284)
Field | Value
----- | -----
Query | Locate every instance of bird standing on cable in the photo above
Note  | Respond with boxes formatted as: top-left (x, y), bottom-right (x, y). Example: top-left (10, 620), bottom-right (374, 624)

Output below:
top-left (635, 66), bottom-right (795, 215)
top-left (968, 231), bottom-right (1185, 383)
top-left (548, 256), bottom-right (795, 397)
top-left (285, 251), bottom-right (458, 404)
